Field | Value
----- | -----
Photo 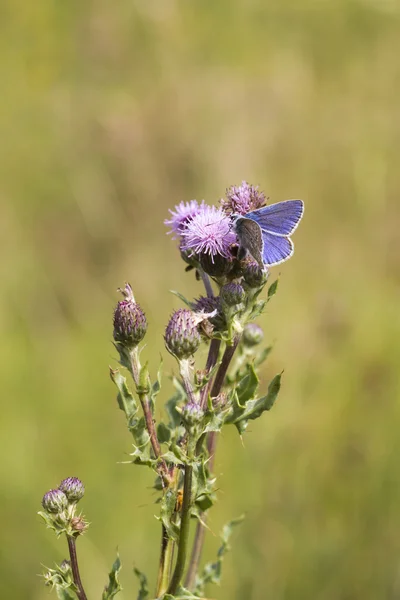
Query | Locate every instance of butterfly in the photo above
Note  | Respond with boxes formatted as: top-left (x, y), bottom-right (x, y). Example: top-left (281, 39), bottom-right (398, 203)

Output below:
top-left (232, 199), bottom-right (304, 266)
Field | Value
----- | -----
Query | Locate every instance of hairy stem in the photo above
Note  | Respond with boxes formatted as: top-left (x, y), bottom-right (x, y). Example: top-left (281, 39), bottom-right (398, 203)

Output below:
top-left (200, 338), bottom-right (221, 410)
top-left (179, 358), bottom-right (197, 405)
top-left (199, 269), bottom-right (214, 298)
top-left (156, 525), bottom-right (175, 597)
top-left (129, 347), bottom-right (169, 483)
top-left (66, 536), bottom-right (87, 600)
top-left (184, 516), bottom-right (207, 591)
top-left (167, 464), bottom-right (193, 595)
top-left (185, 336), bottom-right (241, 590)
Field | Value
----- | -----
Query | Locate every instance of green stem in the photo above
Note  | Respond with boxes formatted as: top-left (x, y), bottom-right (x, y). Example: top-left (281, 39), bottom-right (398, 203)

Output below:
top-left (129, 347), bottom-right (169, 485)
top-left (179, 358), bottom-right (197, 405)
top-left (185, 337), bottom-right (241, 591)
top-left (66, 535), bottom-right (87, 600)
top-left (156, 525), bottom-right (175, 597)
top-left (199, 269), bottom-right (214, 298)
top-left (184, 516), bottom-right (206, 591)
top-left (167, 464), bottom-right (193, 595)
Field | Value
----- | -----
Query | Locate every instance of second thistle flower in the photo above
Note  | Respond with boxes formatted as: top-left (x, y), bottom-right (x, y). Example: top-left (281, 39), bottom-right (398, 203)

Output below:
top-left (165, 309), bottom-right (201, 359)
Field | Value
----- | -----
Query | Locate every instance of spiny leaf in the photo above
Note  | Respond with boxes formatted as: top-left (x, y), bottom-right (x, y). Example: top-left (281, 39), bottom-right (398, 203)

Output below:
top-left (254, 345), bottom-right (273, 367)
top-left (225, 373), bottom-right (282, 434)
top-left (55, 589), bottom-right (77, 600)
top-left (133, 567), bottom-right (149, 600)
top-left (102, 554), bottom-right (122, 599)
top-left (110, 368), bottom-right (138, 420)
top-left (194, 515), bottom-right (244, 596)
top-left (170, 290), bottom-right (193, 307)
top-left (150, 358), bottom-right (163, 411)
top-left (160, 488), bottom-right (180, 541)
top-left (157, 422), bottom-right (171, 444)
top-left (267, 278), bottom-right (279, 300)
top-left (235, 362), bottom-right (259, 404)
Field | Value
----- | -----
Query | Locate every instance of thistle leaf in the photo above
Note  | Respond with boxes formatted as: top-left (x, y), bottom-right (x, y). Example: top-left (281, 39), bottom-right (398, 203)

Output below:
top-left (102, 554), bottom-right (122, 599)
top-left (225, 373), bottom-right (282, 434)
top-left (133, 567), bottom-right (149, 600)
top-left (194, 515), bottom-right (244, 596)
top-left (160, 488), bottom-right (180, 541)
top-left (267, 278), bottom-right (279, 300)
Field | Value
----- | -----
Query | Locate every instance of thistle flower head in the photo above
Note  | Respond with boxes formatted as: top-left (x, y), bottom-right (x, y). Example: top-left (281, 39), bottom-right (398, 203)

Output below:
top-left (221, 181), bottom-right (266, 216)
top-left (113, 284), bottom-right (147, 348)
top-left (181, 204), bottom-right (236, 262)
top-left (165, 200), bottom-right (203, 238)
top-left (59, 477), bottom-right (85, 503)
top-left (42, 489), bottom-right (69, 514)
top-left (243, 260), bottom-right (269, 288)
top-left (181, 402), bottom-right (204, 427)
top-left (165, 308), bottom-right (202, 359)
top-left (192, 295), bottom-right (225, 330)
top-left (242, 323), bottom-right (264, 347)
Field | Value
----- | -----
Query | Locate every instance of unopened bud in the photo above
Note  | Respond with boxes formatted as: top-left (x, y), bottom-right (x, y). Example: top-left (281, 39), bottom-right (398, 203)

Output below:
top-left (181, 402), bottom-right (204, 426)
top-left (243, 261), bottom-right (269, 288)
top-left (113, 284), bottom-right (147, 347)
top-left (42, 489), bottom-right (68, 514)
top-left (242, 323), bottom-right (264, 347)
top-left (165, 309), bottom-right (201, 359)
top-left (59, 477), bottom-right (85, 503)
top-left (220, 282), bottom-right (245, 307)
top-left (192, 295), bottom-right (225, 330)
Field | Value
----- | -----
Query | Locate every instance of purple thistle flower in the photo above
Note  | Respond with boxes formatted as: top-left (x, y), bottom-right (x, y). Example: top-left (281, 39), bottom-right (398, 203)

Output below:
top-left (59, 477), bottom-right (85, 503)
top-left (165, 200), bottom-right (203, 238)
top-left (181, 204), bottom-right (236, 262)
top-left (221, 181), bottom-right (266, 216)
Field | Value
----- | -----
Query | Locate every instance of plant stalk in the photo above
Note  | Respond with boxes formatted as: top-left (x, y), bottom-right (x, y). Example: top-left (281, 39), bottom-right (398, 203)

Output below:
top-left (66, 535), bottom-right (87, 600)
top-left (156, 524), bottom-right (175, 597)
top-left (167, 464), bottom-right (193, 595)
top-left (129, 347), bottom-right (169, 484)
top-left (185, 336), bottom-right (241, 590)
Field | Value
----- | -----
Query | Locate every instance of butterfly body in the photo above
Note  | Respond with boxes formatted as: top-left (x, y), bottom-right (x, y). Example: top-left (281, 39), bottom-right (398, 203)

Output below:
top-left (232, 199), bottom-right (304, 266)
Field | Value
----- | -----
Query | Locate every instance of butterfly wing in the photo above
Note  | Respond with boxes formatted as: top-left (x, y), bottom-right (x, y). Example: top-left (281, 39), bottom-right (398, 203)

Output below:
top-left (261, 231), bottom-right (294, 266)
top-left (234, 217), bottom-right (264, 266)
top-left (247, 200), bottom-right (304, 236)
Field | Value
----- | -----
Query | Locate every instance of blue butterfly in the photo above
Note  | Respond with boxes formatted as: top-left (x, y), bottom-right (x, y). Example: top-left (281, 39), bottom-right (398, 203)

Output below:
top-left (232, 199), bottom-right (304, 266)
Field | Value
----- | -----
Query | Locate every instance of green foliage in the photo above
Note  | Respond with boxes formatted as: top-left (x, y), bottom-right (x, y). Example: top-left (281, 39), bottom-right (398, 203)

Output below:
top-left (110, 368), bottom-right (155, 467)
top-left (225, 373), bottom-right (282, 434)
top-left (102, 555), bottom-right (122, 600)
top-left (194, 516), bottom-right (245, 596)
top-left (42, 563), bottom-right (78, 600)
top-left (133, 568), bottom-right (149, 600)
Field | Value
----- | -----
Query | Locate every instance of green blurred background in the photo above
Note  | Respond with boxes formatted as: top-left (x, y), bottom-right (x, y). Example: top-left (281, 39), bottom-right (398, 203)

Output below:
top-left (1, 1), bottom-right (400, 598)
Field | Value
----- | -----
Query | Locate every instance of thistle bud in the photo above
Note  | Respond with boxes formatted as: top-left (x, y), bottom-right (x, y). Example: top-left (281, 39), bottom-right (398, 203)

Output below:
top-left (42, 489), bottom-right (69, 514)
top-left (220, 282), bottom-right (245, 307)
top-left (59, 477), bottom-right (85, 503)
top-left (181, 402), bottom-right (204, 426)
top-left (113, 283), bottom-right (147, 347)
top-left (165, 309), bottom-right (201, 359)
top-left (242, 323), bottom-right (264, 347)
top-left (192, 295), bottom-right (225, 331)
top-left (243, 261), bottom-right (269, 288)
